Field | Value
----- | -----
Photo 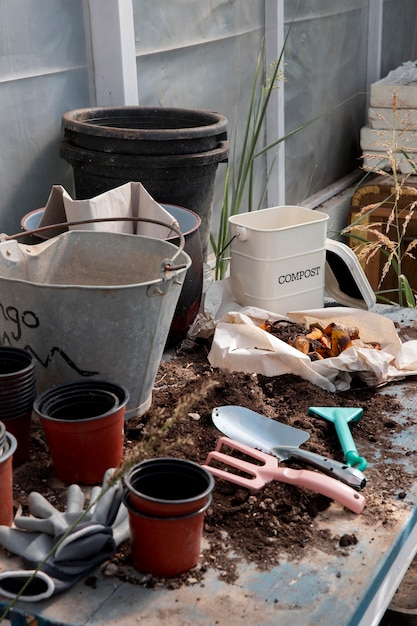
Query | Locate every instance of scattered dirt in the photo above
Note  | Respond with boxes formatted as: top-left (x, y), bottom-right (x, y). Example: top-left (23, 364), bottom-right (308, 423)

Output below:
top-left (8, 323), bottom-right (417, 591)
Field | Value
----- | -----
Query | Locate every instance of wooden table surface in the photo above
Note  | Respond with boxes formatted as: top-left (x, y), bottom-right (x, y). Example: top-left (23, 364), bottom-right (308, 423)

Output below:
top-left (1, 306), bottom-right (416, 626)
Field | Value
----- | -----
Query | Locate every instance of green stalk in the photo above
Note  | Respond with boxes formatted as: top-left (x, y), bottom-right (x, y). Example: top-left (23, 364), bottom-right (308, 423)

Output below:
top-left (212, 51), bottom-right (359, 278)
top-left (212, 1), bottom-right (300, 279)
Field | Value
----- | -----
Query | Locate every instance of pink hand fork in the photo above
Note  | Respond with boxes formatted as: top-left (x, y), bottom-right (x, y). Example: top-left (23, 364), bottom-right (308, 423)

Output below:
top-left (203, 437), bottom-right (365, 515)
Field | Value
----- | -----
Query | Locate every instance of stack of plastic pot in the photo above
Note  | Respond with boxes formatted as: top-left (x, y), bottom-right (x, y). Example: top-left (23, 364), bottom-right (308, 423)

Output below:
top-left (33, 380), bottom-right (129, 484)
top-left (0, 347), bottom-right (36, 466)
top-left (60, 106), bottom-right (229, 262)
top-left (123, 458), bottom-right (214, 577)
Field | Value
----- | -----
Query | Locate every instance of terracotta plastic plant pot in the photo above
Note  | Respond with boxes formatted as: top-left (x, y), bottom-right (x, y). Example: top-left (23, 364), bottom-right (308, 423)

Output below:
top-left (123, 489), bottom-right (212, 577)
top-left (33, 381), bottom-right (129, 484)
top-left (124, 458), bottom-right (215, 517)
top-left (0, 430), bottom-right (18, 526)
top-left (1, 411), bottom-right (31, 467)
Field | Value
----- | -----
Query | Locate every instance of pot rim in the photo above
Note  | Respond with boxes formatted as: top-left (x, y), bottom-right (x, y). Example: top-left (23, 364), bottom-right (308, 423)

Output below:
top-left (34, 392), bottom-right (124, 424)
top-left (0, 348), bottom-right (35, 378)
top-left (36, 390), bottom-right (119, 423)
top-left (122, 488), bottom-right (212, 521)
top-left (124, 457), bottom-right (215, 507)
top-left (35, 379), bottom-right (129, 401)
top-left (0, 385), bottom-right (36, 397)
top-left (60, 138), bottom-right (229, 167)
top-left (0, 432), bottom-right (18, 463)
top-left (161, 204), bottom-right (201, 239)
top-left (34, 381), bottom-right (129, 423)
top-left (62, 106), bottom-right (228, 141)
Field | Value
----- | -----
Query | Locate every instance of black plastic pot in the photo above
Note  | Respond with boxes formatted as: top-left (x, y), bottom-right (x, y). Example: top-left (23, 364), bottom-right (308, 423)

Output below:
top-left (60, 106), bottom-right (229, 260)
top-left (34, 380), bottom-right (129, 484)
top-left (61, 106), bottom-right (228, 155)
top-left (163, 204), bottom-right (203, 347)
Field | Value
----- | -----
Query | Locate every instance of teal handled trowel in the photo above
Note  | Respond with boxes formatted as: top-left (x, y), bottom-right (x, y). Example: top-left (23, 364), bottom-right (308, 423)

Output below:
top-left (308, 407), bottom-right (367, 471)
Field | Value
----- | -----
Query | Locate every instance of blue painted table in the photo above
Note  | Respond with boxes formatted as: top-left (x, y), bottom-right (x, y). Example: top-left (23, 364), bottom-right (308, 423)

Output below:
top-left (1, 307), bottom-right (416, 626)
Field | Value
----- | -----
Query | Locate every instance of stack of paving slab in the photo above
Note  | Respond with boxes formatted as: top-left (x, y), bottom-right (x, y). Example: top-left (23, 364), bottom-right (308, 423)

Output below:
top-left (360, 61), bottom-right (417, 173)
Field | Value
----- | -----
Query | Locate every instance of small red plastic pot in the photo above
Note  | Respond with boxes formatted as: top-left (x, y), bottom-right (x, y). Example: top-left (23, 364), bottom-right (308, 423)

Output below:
top-left (0, 431), bottom-right (18, 526)
top-left (124, 458), bottom-right (215, 517)
top-left (123, 489), bottom-right (212, 577)
top-left (123, 459), bottom-right (214, 576)
top-left (33, 381), bottom-right (129, 484)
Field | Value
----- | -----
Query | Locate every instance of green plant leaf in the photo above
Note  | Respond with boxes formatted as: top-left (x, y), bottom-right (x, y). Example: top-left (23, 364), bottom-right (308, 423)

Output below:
top-left (399, 274), bottom-right (417, 307)
top-left (211, 0), bottom-right (361, 280)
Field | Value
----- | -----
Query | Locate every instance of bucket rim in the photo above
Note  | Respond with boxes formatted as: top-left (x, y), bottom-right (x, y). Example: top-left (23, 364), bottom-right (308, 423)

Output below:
top-left (228, 205), bottom-right (329, 232)
top-left (22, 205), bottom-right (202, 241)
top-left (0, 231), bottom-right (191, 290)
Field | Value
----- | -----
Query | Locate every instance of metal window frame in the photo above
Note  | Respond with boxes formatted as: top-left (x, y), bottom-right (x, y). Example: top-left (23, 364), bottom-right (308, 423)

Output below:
top-left (87, 0), bottom-right (138, 106)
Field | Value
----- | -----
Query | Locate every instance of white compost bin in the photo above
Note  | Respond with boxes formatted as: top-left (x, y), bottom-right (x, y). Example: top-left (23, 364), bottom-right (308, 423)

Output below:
top-left (229, 205), bottom-right (329, 314)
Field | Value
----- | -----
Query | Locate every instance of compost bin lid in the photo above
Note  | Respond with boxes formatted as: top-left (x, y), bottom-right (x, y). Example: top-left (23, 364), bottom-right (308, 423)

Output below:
top-left (325, 239), bottom-right (376, 310)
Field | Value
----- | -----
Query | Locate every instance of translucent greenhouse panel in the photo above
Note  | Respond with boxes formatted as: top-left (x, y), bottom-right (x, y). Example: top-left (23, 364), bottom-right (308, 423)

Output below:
top-left (0, 0), bottom-right (91, 236)
top-left (132, 0), bottom-right (266, 248)
top-left (381, 0), bottom-right (417, 78)
top-left (283, 1), bottom-right (369, 206)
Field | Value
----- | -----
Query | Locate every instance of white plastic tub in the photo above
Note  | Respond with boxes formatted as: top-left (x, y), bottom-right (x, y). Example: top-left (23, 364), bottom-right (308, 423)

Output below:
top-left (229, 205), bottom-right (329, 314)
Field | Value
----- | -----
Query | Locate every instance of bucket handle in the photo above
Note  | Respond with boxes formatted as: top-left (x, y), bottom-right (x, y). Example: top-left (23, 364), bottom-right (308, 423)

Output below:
top-left (216, 228), bottom-right (247, 262)
top-left (5, 217), bottom-right (187, 275)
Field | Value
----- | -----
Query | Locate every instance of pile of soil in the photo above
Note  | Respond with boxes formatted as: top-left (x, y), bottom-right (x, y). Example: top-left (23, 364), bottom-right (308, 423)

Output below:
top-left (9, 322), bottom-right (417, 591)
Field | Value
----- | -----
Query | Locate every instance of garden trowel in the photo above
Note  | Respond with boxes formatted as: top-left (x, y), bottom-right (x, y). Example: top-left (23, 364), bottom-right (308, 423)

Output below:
top-left (212, 406), bottom-right (366, 490)
top-left (307, 407), bottom-right (367, 471)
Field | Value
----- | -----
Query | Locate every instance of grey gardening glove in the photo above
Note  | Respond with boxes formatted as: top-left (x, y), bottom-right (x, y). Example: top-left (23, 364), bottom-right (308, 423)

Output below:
top-left (0, 468), bottom-right (130, 602)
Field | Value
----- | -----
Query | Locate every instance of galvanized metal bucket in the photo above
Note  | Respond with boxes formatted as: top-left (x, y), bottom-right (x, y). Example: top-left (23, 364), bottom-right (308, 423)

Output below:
top-left (0, 226), bottom-right (191, 418)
